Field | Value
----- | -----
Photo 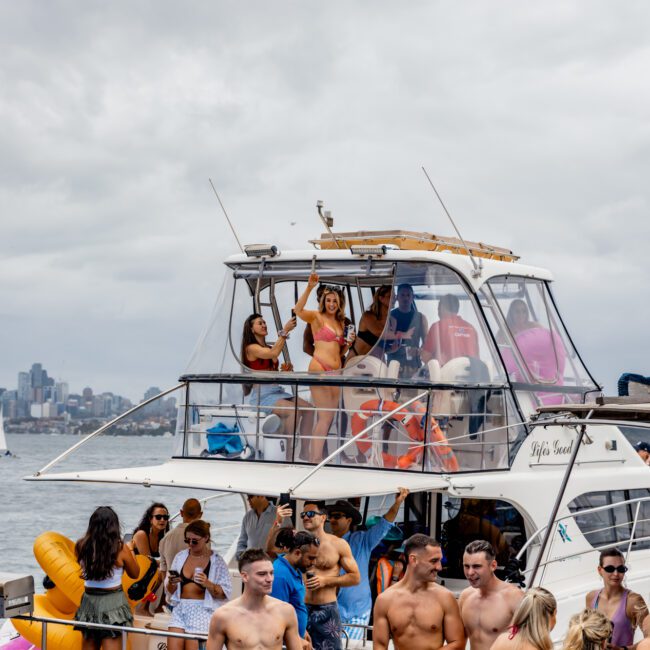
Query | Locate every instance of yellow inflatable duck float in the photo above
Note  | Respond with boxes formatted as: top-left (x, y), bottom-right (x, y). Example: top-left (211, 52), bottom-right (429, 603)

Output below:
top-left (12, 532), bottom-right (158, 650)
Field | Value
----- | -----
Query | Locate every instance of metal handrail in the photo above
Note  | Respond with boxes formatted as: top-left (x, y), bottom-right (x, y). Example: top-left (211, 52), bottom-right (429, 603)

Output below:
top-left (13, 613), bottom-right (207, 650)
top-left (35, 383), bottom-right (186, 476)
top-left (516, 495), bottom-right (650, 561)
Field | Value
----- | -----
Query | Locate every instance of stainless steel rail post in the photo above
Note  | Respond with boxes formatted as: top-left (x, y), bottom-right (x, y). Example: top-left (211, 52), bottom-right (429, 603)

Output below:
top-left (527, 411), bottom-right (592, 588)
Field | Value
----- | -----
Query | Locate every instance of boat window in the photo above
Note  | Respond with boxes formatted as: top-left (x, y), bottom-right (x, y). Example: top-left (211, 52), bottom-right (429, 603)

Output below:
top-left (388, 262), bottom-right (506, 385)
top-left (438, 496), bottom-right (527, 580)
top-left (568, 489), bottom-right (650, 551)
top-left (485, 277), bottom-right (597, 405)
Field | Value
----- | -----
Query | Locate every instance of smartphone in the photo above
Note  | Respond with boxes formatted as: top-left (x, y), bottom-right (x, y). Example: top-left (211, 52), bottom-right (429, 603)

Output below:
top-left (168, 570), bottom-right (179, 578)
top-left (290, 309), bottom-right (296, 322)
top-left (306, 571), bottom-right (315, 580)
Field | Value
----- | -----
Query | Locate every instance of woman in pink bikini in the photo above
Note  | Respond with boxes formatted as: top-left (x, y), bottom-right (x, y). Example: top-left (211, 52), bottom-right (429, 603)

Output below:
top-left (585, 549), bottom-right (648, 650)
top-left (294, 273), bottom-right (355, 463)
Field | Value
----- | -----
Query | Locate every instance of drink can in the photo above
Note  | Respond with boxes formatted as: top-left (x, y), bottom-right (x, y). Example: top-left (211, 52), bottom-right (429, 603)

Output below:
top-left (194, 567), bottom-right (203, 581)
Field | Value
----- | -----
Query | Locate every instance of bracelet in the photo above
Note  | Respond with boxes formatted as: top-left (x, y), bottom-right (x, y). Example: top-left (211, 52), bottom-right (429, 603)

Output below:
top-left (278, 329), bottom-right (290, 339)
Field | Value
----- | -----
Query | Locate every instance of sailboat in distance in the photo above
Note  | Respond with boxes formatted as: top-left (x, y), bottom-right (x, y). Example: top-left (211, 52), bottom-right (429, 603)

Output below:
top-left (0, 402), bottom-right (14, 457)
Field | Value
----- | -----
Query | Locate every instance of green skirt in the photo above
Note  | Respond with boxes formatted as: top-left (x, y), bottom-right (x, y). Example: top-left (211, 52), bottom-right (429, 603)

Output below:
top-left (74, 587), bottom-right (133, 640)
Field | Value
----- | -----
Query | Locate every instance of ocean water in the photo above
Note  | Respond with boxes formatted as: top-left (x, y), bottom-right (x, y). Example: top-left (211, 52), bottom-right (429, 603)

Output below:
top-left (0, 433), bottom-right (245, 581)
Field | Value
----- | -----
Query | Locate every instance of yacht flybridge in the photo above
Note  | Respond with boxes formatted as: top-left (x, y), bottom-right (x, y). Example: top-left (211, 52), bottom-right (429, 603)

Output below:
top-left (26, 229), bottom-right (650, 640)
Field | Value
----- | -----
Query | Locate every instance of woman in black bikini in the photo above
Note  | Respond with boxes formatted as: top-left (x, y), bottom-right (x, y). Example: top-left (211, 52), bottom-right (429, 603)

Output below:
top-left (166, 520), bottom-right (231, 650)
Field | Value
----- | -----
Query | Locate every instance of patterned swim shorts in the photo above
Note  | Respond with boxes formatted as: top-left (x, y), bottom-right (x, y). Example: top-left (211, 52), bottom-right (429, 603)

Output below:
top-left (307, 601), bottom-right (342, 650)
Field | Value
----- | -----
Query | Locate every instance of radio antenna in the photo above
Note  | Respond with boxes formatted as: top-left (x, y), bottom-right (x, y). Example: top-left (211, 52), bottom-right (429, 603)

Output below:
top-left (421, 166), bottom-right (482, 277)
top-left (209, 178), bottom-right (244, 254)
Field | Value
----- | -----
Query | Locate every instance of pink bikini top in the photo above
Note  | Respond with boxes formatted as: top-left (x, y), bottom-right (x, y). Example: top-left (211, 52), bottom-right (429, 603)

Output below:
top-left (313, 325), bottom-right (345, 346)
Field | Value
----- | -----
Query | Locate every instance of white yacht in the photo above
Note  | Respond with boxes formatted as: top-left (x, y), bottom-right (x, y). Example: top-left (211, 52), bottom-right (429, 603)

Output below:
top-left (26, 228), bottom-right (650, 645)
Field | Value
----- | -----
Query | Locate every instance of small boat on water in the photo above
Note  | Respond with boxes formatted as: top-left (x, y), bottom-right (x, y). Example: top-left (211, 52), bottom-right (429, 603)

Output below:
top-left (20, 226), bottom-right (650, 647)
top-left (0, 403), bottom-right (14, 457)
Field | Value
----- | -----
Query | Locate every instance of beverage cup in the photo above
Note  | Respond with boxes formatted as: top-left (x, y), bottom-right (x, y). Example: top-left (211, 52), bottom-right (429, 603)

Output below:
top-left (194, 567), bottom-right (203, 582)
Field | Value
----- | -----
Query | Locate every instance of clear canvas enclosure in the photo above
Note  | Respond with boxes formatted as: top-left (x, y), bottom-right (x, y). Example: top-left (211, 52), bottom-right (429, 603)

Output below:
top-left (178, 258), bottom-right (534, 473)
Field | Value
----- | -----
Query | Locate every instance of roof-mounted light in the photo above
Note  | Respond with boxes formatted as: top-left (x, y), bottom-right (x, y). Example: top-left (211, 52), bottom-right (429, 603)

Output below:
top-left (350, 245), bottom-right (387, 256)
top-left (244, 244), bottom-right (279, 258)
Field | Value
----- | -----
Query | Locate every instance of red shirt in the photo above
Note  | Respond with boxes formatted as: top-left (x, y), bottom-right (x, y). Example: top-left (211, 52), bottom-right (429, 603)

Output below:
top-left (423, 315), bottom-right (479, 366)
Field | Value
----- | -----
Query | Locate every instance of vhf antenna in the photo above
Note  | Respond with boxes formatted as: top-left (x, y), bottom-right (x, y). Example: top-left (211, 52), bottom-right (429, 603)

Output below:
top-left (209, 178), bottom-right (244, 254)
top-left (317, 200), bottom-right (346, 249)
top-left (421, 166), bottom-right (482, 278)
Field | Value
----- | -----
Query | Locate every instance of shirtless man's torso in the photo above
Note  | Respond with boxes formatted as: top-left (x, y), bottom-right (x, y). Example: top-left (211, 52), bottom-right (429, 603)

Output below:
top-left (206, 550), bottom-right (302, 650)
top-left (373, 534), bottom-right (465, 650)
top-left (301, 503), bottom-right (360, 650)
top-left (459, 543), bottom-right (523, 650)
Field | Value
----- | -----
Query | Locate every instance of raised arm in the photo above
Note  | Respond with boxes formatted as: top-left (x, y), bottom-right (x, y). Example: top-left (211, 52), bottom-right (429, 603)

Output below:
top-left (265, 504), bottom-right (293, 558)
top-left (441, 589), bottom-right (466, 650)
top-left (372, 592), bottom-right (391, 650)
top-left (383, 488), bottom-right (409, 522)
top-left (245, 318), bottom-right (296, 362)
top-left (294, 273), bottom-right (320, 324)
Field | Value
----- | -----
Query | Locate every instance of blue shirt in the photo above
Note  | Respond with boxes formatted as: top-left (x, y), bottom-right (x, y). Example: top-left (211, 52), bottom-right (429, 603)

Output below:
top-left (271, 555), bottom-right (307, 637)
top-left (337, 517), bottom-right (395, 619)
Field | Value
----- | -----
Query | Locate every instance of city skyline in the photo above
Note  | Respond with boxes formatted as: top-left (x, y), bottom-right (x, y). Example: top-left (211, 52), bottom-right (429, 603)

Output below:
top-left (0, 361), bottom-right (175, 420)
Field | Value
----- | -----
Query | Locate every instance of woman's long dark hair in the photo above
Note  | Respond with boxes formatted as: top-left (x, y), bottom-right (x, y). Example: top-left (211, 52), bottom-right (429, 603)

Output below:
top-left (241, 313), bottom-right (264, 369)
top-left (75, 506), bottom-right (124, 581)
top-left (133, 502), bottom-right (169, 540)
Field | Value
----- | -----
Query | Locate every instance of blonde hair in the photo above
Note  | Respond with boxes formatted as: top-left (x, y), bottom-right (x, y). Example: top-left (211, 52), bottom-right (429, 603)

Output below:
top-left (510, 587), bottom-right (557, 650)
top-left (318, 288), bottom-right (346, 323)
top-left (563, 609), bottom-right (612, 650)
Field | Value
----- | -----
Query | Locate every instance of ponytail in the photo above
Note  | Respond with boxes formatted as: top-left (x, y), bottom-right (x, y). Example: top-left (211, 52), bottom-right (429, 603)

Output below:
top-left (563, 609), bottom-right (612, 650)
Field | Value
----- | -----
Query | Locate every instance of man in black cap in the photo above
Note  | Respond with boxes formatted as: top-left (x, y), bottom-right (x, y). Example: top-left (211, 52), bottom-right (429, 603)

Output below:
top-left (634, 441), bottom-right (650, 465)
top-left (327, 488), bottom-right (409, 645)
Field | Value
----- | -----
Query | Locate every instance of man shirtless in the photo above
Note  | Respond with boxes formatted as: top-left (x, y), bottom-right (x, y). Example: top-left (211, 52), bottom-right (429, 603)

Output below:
top-left (301, 501), bottom-right (360, 650)
top-left (459, 540), bottom-right (524, 650)
top-left (206, 548), bottom-right (302, 650)
top-left (373, 533), bottom-right (465, 650)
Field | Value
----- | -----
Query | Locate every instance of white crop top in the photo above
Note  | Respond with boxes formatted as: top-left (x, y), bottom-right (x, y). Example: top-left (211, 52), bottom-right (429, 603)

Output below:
top-left (84, 565), bottom-right (124, 589)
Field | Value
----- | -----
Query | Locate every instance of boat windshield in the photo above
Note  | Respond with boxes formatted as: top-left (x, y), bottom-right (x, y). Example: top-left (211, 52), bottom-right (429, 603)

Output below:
top-left (185, 259), bottom-right (506, 385)
top-left (483, 276), bottom-right (598, 407)
top-left (178, 259), bottom-right (528, 474)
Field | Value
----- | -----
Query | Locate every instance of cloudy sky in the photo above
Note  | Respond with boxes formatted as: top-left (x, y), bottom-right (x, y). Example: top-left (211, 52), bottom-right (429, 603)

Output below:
top-left (1, 1), bottom-right (648, 401)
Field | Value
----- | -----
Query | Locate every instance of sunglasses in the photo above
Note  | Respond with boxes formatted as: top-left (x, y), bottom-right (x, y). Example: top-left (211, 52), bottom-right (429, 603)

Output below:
top-left (602, 565), bottom-right (628, 574)
top-left (184, 538), bottom-right (202, 545)
top-left (327, 513), bottom-right (348, 520)
top-left (153, 514), bottom-right (170, 521)
top-left (300, 510), bottom-right (324, 519)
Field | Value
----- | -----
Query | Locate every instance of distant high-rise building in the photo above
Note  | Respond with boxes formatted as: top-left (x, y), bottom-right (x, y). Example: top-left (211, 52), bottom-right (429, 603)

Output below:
top-left (30, 363), bottom-right (44, 388)
top-left (17, 372), bottom-right (30, 401)
top-left (55, 381), bottom-right (69, 404)
top-left (82, 387), bottom-right (93, 402)
top-left (143, 387), bottom-right (162, 415)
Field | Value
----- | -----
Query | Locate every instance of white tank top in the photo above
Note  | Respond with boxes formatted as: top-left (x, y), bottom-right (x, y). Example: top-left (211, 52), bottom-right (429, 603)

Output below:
top-left (84, 566), bottom-right (124, 589)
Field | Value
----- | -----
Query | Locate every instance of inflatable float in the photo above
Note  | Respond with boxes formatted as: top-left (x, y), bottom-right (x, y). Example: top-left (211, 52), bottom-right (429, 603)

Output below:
top-left (12, 531), bottom-right (158, 650)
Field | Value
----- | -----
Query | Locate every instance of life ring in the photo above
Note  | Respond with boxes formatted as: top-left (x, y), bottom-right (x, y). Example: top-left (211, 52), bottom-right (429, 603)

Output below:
top-left (12, 532), bottom-right (158, 650)
top-left (411, 403), bottom-right (459, 472)
top-left (352, 399), bottom-right (424, 454)
top-left (351, 400), bottom-right (425, 469)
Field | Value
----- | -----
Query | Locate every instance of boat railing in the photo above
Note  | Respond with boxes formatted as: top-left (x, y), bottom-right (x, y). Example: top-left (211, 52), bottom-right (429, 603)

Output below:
top-left (12, 613), bottom-right (208, 650)
top-left (178, 376), bottom-right (527, 473)
top-left (12, 612), bottom-right (358, 650)
top-left (517, 495), bottom-right (650, 587)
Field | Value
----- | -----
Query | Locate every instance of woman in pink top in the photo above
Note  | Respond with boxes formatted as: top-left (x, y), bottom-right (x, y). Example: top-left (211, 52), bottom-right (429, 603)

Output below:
top-left (294, 273), bottom-right (355, 463)
top-left (585, 549), bottom-right (648, 650)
